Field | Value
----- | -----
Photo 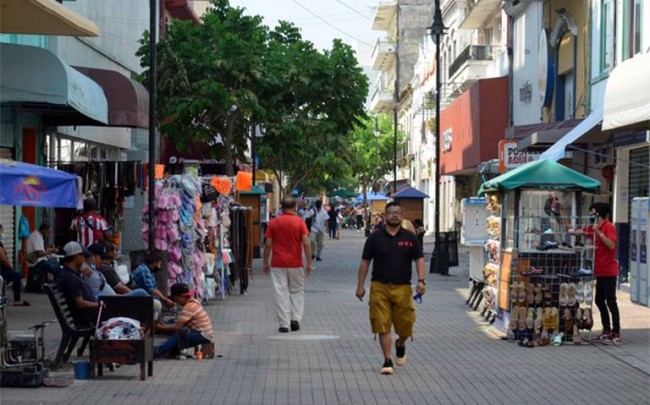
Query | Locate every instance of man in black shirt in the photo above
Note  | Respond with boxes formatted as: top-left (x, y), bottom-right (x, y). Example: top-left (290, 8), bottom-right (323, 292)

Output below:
top-left (57, 241), bottom-right (98, 327)
top-left (355, 201), bottom-right (426, 375)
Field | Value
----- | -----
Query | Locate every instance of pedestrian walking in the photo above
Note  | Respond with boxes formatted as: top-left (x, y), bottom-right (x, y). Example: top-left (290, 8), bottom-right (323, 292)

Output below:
top-left (355, 201), bottom-right (426, 375)
top-left (307, 200), bottom-right (329, 261)
top-left (263, 197), bottom-right (313, 333)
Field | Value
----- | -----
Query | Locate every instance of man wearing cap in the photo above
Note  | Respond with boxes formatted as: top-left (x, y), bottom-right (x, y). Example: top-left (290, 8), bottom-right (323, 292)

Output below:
top-left (154, 282), bottom-right (214, 359)
top-left (131, 251), bottom-right (175, 310)
top-left (57, 241), bottom-right (98, 326)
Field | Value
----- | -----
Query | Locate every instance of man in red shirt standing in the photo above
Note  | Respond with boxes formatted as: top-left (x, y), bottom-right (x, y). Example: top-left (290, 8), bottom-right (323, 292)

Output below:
top-left (71, 198), bottom-right (108, 247)
top-left (264, 197), bottom-right (313, 333)
top-left (579, 203), bottom-right (621, 345)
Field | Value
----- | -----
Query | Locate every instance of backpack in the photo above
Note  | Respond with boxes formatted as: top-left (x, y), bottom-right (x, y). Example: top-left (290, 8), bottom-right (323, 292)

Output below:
top-left (82, 215), bottom-right (104, 243)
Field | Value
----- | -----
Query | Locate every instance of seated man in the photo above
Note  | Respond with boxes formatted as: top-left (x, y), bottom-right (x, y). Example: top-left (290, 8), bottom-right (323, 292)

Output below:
top-left (154, 282), bottom-right (214, 359)
top-left (26, 223), bottom-right (60, 289)
top-left (87, 243), bottom-right (162, 318)
top-left (57, 241), bottom-right (98, 327)
top-left (131, 251), bottom-right (175, 310)
top-left (98, 241), bottom-right (137, 292)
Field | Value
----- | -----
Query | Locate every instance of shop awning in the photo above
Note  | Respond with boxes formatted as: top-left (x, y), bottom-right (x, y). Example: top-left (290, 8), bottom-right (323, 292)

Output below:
top-left (0, 0), bottom-right (100, 36)
top-left (0, 43), bottom-right (108, 126)
top-left (479, 159), bottom-right (601, 193)
top-left (603, 53), bottom-right (650, 131)
top-left (74, 67), bottom-right (149, 129)
top-left (539, 109), bottom-right (603, 161)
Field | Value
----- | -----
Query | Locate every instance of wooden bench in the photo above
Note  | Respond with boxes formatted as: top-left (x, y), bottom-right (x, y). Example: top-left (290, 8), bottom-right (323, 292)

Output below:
top-left (42, 284), bottom-right (94, 368)
top-left (90, 296), bottom-right (154, 381)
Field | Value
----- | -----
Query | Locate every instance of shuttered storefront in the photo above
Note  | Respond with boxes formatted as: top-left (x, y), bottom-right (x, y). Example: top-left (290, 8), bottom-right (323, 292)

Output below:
top-left (0, 147), bottom-right (15, 260)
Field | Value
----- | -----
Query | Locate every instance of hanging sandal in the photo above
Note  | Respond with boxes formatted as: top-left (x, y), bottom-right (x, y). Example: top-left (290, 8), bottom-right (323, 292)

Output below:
top-left (509, 306), bottom-right (519, 331)
top-left (572, 324), bottom-right (582, 345)
top-left (559, 282), bottom-right (568, 307)
top-left (534, 283), bottom-right (543, 305)
top-left (567, 283), bottom-right (576, 307)
top-left (584, 281), bottom-right (593, 305)
top-left (583, 307), bottom-right (594, 330)
top-left (518, 305), bottom-right (527, 331)
top-left (526, 283), bottom-right (535, 303)
top-left (517, 282), bottom-right (527, 303)
top-left (576, 281), bottom-right (585, 304)
top-left (526, 307), bottom-right (535, 329)
top-left (534, 307), bottom-right (543, 334)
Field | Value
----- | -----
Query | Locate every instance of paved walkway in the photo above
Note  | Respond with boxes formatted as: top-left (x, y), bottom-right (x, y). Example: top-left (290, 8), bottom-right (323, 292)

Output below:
top-left (2, 230), bottom-right (649, 404)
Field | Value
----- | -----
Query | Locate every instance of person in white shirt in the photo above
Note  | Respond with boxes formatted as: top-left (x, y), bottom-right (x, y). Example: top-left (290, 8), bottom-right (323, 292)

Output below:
top-left (307, 200), bottom-right (329, 261)
top-left (25, 224), bottom-right (60, 290)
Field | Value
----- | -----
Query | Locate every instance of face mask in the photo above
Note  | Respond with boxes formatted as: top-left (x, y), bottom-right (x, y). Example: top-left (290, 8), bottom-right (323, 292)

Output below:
top-left (589, 214), bottom-right (597, 223)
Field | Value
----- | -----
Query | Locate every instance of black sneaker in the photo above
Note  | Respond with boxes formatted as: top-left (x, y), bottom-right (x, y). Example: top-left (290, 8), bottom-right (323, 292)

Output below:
top-left (278, 327), bottom-right (289, 333)
top-left (380, 358), bottom-right (394, 375)
top-left (290, 320), bottom-right (300, 331)
top-left (395, 343), bottom-right (406, 366)
top-left (316, 257), bottom-right (322, 261)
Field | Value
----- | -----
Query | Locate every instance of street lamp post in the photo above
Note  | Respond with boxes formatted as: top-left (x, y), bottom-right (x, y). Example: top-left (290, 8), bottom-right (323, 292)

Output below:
top-left (374, 116), bottom-right (380, 191)
top-left (147, 0), bottom-right (157, 251)
top-left (429, 0), bottom-right (446, 274)
top-left (251, 123), bottom-right (264, 187)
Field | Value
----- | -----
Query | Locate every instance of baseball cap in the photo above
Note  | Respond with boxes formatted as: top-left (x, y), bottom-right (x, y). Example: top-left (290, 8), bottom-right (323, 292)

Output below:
top-left (63, 241), bottom-right (88, 257)
top-left (170, 282), bottom-right (192, 297)
top-left (87, 243), bottom-right (107, 257)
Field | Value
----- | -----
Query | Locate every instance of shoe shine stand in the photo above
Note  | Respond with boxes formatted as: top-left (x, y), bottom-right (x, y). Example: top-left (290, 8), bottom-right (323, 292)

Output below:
top-left (0, 276), bottom-right (51, 387)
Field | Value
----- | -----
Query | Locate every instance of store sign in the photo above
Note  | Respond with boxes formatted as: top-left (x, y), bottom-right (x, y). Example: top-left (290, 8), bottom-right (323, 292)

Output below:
top-left (498, 140), bottom-right (540, 173)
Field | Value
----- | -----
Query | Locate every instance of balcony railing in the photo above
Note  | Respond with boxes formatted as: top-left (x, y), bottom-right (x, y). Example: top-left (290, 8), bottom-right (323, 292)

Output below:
top-left (448, 45), bottom-right (494, 79)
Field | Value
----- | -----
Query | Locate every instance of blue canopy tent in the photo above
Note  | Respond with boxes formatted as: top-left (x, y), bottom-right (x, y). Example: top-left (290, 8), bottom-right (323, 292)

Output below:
top-left (391, 186), bottom-right (429, 223)
top-left (0, 159), bottom-right (80, 208)
top-left (356, 191), bottom-right (389, 202)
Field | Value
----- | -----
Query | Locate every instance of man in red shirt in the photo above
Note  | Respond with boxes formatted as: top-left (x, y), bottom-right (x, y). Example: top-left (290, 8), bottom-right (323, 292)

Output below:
top-left (264, 197), bottom-right (313, 333)
top-left (577, 203), bottom-right (620, 345)
top-left (71, 198), bottom-right (108, 247)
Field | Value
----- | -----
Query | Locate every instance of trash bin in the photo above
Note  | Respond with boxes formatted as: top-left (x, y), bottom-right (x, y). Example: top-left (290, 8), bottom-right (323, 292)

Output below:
top-left (429, 232), bottom-right (459, 274)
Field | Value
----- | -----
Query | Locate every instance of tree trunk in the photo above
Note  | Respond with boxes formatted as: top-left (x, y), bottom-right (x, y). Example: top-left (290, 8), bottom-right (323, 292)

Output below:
top-left (223, 115), bottom-right (237, 176)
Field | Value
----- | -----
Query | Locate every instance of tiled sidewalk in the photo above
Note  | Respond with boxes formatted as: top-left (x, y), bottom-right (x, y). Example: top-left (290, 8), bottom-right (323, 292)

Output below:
top-left (2, 230), bottom-right (649, 404)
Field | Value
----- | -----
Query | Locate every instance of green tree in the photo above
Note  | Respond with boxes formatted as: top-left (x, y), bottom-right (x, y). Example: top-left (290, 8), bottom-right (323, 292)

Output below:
top-left (138, 0), bottom-right (267, 175)
top-left (345, 114), bottom-right (401, 200)
top-left (256, 31), bottom-right (369, 196)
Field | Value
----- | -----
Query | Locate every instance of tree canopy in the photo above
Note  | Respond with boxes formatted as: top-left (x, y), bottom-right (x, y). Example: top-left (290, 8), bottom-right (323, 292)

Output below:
top-left (138, 0), bottom-right (369, 191)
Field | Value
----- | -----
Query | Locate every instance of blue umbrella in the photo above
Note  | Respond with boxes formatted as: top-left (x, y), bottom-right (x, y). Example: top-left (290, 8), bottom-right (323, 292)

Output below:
top-left (356, 191), bottom-right (390, 201)
top-left (0, 159), bottom-right (80, 208)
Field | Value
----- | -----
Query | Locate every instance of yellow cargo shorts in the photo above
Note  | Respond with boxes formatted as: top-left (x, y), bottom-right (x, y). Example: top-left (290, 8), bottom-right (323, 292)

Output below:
top-left (369, 281), bottom-right (415, 336)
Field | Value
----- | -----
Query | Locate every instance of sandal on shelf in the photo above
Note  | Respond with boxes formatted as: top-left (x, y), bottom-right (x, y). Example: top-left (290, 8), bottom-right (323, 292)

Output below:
top-left (559, 282), bottom-right (568, 307)
top-left (518, 305), bottom-right (527, 331)
top-left (567, 282), bottom-right (577, 307)
top-left (510, 282), bottom-right (518, 303)
top-left (575, 308), bottom-right (584, 330)
top-left (542, 284), bottom-right (552, 303)
top-left (526, 307), bottom-right (535, 330)
top-left (517, 282), bottom-right (527, 303)
top-left (576, 281), bottom-right (585, 304)
top-left (542, 307), bottom-right (552, 330)
top-left (534, 283), bottom-right (543, 305)
top-left (526, 283), bottom-right (535, 303)
top-left (534, 307), bottom-right (543, 333)
top-left (549, 307), bottom-right (560, 331)
top-left (584, 281), bottom-right (593, 305)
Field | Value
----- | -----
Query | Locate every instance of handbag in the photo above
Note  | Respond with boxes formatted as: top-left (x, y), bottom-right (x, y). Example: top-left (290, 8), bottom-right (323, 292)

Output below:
top-left (200, 183), bottom-right (219, 203)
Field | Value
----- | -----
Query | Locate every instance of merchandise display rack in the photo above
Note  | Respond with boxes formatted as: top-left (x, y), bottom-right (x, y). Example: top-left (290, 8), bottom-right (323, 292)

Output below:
top-left (506, 191), bottom-right (597, 346)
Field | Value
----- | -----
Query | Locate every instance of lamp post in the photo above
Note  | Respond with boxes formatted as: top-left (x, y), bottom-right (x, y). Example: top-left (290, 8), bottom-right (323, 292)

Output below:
top-left (429, 0), bottom-right (446, 274)
top-left (147, 0), bottom-right (157, 251)
top-left (374, 116), bottom-right (380, 191)
top-left (251, 123), bottom-right (264, 187)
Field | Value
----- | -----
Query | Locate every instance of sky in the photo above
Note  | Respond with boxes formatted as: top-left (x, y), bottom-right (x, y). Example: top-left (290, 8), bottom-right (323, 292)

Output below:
top-left (228, 0), bottom-right (380, 66)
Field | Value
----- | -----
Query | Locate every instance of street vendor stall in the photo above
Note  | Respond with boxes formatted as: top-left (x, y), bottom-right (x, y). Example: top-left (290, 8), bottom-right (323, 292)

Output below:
top-left (478, 159), bottom-right (601, 346)
top-left (391, 186), bottom-right (429, 223)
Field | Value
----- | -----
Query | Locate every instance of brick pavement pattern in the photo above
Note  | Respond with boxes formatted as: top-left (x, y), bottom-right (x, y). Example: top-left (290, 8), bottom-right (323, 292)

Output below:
top-left (2, 229), bottom-right (649, 404)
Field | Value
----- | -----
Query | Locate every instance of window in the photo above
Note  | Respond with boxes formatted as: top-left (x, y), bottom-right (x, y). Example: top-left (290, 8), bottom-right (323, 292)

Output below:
top-left (601, 0), bottom-right (615, 71)
top-left (627, 0), bottom-right (642, 58)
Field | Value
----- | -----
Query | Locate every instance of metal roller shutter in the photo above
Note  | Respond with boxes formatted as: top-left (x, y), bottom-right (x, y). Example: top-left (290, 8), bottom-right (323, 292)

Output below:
top-left (0, 148), bottom-right (15, 260)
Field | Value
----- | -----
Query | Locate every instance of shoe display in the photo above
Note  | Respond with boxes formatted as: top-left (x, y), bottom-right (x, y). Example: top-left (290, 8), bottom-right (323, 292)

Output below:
top-left (576, 281), bottom-right (585, 304)
top-left (567, 283), bottom-right (576, 307)
top-left (380, 358), bottom-right (394, 375)
top-left (278, 327), bottom-right (289, 333)
top-left (559, 282), bottom-right (568, 306)
top-left (290, 320), bottom-right (300, 332)
top-left (395, 343), bottom-right (406, 366)
top-left (584, 281), bottom-right (593, 304)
